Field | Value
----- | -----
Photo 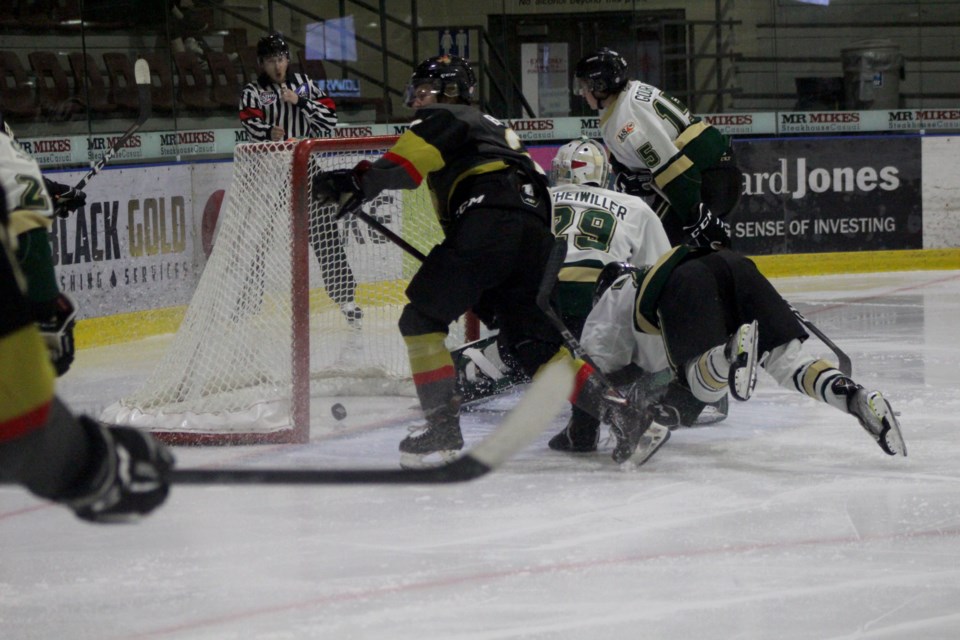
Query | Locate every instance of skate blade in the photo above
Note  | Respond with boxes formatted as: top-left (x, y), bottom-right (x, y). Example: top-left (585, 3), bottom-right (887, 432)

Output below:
top-left (729, 320), bottom-right (759, 402)
top-left (399, 449), bottom-right (460, 470)
top-left (873, 395), bottom-right (907, 456)
top-left (619, 424), bottom-right (671, 470)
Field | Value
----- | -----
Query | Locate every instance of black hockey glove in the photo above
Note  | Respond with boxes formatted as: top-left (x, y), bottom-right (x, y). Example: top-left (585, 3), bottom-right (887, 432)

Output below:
top-left (63, 417), bottom-right (174, 523)
top-left (313, 159), bottom-right (371, 209)
top-left (613, 168), bottom-right (654, 197)
top-left (38, 292), bottom-right (77, 376)
top-left (45, 178), bottom-right (86, 218)
top-left (683, 203), bottom-right (731, 249)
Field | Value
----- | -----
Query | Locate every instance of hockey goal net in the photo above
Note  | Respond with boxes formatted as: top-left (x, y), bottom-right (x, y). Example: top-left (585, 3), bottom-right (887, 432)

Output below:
top-left (102, 136), bottom-right (463, 445)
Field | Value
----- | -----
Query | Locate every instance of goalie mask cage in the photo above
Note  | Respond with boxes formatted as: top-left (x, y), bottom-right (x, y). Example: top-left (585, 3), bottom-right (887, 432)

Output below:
top-left (102, 136), bottom-right (463, 445)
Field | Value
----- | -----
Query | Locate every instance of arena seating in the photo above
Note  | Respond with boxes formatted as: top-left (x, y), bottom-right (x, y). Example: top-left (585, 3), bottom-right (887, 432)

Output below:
top-left (1, 46), bottom-right (386, 124)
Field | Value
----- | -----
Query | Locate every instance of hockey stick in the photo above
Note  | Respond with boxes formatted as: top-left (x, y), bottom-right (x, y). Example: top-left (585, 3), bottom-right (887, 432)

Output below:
top-left (54, 59), bottom-right (152, 217)
top-left (337, 194), bottom-right (427, 261)
top-left (789, 303), bottom-right (853, 376)
top-left (167, 356), bottom-right (575, 484)
top-left (534, 237), bottom-right (626, 404)
top-left (342, 205), bottom-right (627, 403)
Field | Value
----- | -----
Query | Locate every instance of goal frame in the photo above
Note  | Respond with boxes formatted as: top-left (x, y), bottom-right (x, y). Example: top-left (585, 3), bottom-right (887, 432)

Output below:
top-left (107, 135), bottom-right (479, 447)
top-left (157, 136), bottom-right (406, 446)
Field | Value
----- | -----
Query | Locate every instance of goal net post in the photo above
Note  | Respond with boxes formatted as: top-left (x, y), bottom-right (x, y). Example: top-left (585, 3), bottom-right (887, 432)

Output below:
top-left (102, 136), bottom-right (463, 445)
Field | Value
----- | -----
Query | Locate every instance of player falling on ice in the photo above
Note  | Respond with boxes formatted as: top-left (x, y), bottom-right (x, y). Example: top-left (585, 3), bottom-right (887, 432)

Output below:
top-left (582, 246), bottom-right (907, 464)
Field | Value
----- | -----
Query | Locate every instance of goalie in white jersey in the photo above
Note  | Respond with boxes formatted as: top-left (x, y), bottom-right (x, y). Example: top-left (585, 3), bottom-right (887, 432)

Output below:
top-left (549, 137), bottom-right (670, 337)
top-left (574, 48), bottom-right (742, 248)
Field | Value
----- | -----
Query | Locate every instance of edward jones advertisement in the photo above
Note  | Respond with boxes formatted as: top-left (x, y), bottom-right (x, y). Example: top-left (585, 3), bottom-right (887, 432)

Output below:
top-left (730, 136), bottom-right (922, 254)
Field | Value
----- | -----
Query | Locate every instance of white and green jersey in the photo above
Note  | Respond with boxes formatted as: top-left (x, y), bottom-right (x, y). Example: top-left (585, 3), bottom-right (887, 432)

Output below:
top-left (551, 183), bottom-right (670, 318)
top-left (580, 272), bottom-right (668, 375)
top-left (599, 80), bottom-right (695, 175)
top-left (0, 132), bottom-right (53, 237)
top-left (599, 79), bottom-right (729, 223)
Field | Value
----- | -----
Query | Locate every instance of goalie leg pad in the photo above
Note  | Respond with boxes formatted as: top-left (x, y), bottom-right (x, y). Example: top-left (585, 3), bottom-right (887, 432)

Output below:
top-left (453, 335), bottom-right (529, 403)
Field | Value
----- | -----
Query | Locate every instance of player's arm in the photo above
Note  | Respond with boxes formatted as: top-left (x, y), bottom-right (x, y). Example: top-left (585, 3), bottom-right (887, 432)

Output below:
top-left (0, 186), bottom-right (172, 522)
top-left (362, 108), bottom-right (467, 196)
top-left (238, 84), bottom-right (274, 142)
top-left (298, 77), bottom-right (338, 134)
top-left (0, 396), bottom-right (173, 523)
top-left (7, 171), bottom-right (76, 376)
top-left (313, 109), bottom-right (456, 205)
top-left (43, 176), bottom-right (86, 217)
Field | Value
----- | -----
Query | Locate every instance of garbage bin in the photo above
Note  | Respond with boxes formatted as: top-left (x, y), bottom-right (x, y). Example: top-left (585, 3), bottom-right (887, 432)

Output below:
top-left (841, 39), bottom-right (904, 109)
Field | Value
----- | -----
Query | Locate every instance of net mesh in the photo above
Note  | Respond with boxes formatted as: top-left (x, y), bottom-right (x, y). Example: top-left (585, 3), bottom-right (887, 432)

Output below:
top-left (101, 137), bottom-right (457, 442)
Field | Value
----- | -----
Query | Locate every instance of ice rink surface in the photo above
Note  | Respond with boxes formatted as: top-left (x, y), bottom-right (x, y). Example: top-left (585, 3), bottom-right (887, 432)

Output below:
top-left (3, 269), bottom-right (960, 639)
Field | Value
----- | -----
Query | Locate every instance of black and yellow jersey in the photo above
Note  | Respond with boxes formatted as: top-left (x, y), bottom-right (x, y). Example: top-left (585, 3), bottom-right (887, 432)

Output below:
top-left (359, 104), bottom-right (548, 229)
top-left (0, 183), bottom-right (56, 442)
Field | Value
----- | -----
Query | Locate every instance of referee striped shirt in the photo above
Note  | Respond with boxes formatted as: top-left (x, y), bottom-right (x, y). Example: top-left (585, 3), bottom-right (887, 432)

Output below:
top-left (239, 72), bottom-right (338, 141)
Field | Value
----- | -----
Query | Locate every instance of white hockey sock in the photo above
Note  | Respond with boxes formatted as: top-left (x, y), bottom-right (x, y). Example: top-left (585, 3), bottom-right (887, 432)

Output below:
top-left (685, 345), bottom-right (730, 404)
top-left (763, 339), bottom-right (847, 411)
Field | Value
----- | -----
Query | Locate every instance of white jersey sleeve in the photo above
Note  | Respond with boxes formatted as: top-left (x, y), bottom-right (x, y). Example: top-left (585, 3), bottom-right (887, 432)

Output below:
top-left (580, 274), bottom-right (669, 375)
top-left (0, 134), bottom-right (53, 237)
top-left (600, 80), bottom-right (695, 175)
top-left (551, 184), bottom-right (671, 269)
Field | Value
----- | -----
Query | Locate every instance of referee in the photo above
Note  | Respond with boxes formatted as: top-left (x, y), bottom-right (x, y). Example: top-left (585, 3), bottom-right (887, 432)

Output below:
top-left (239, 33), bottom-right (361, 327)
top-left (239, 33), bottom-right (338, 141)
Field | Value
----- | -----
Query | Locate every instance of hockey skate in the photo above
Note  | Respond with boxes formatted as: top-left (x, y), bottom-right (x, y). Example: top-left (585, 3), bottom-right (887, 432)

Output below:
top-left (726, 320), bottom-right (759, 401)
top-left (340, 302), bottom-right (363, 329)
top-left (835, 379), bottom-right (907, 456)
top-left (548, 406), bottom-right (600, 453)
top-left (399, 410), bottom-right (464, 469)
top-left (608, 402), bottom-right (671, 467)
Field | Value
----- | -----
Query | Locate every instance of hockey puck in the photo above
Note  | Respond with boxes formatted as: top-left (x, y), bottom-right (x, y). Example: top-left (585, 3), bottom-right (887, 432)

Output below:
top-left (331, 403), bottom-right (347, 421)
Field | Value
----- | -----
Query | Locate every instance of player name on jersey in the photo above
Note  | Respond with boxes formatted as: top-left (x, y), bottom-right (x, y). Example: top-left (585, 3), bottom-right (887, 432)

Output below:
top-left (552, 189), bottom-right (628, 218)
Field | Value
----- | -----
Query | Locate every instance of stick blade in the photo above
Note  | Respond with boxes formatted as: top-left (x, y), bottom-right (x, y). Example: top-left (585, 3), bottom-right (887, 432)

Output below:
top-left (134, 58), bottom-right (151, 85)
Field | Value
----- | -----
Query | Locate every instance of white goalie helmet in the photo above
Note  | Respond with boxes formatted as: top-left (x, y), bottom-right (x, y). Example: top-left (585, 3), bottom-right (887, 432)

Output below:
top-left (550, 137), bottom-right (610, 187)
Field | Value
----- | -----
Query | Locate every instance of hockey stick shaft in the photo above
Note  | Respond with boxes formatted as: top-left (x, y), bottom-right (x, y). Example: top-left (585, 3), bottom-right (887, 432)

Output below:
top-left (789, 304), bottom-right (852, 376)
top-left (343, 202), bottom-right (613, 389)
top-left (167, 356), bottom-right (575, 484)
top-left (55, 59), bottom-right (152, 215)
top-left (338, 194), bottom-right (427, 261)
top-left (534, 237), bottom-right (626, 402)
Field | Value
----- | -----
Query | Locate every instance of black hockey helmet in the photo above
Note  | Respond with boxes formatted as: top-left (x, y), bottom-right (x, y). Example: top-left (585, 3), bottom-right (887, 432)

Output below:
top-left (404, 54), bottom-right (476, 106)
top-left (593, 261), bottom-right (649, 306)
top-left (574, 48), bottom-right (629, 98)
top-left (257, 32), bottom-right (290, 61)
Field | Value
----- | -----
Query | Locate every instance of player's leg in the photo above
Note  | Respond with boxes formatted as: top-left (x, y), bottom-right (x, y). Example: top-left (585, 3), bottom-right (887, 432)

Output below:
top-left (764, 340), bottom-right (906, 456)
top-left (657, 255), bottom-right (758, 403)
top-left (715, 249), bottom-right (905, 455)
top-left (309, 204), bottom-right (361, 327)
top-left (397, 209), bottom-right (536, 467)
